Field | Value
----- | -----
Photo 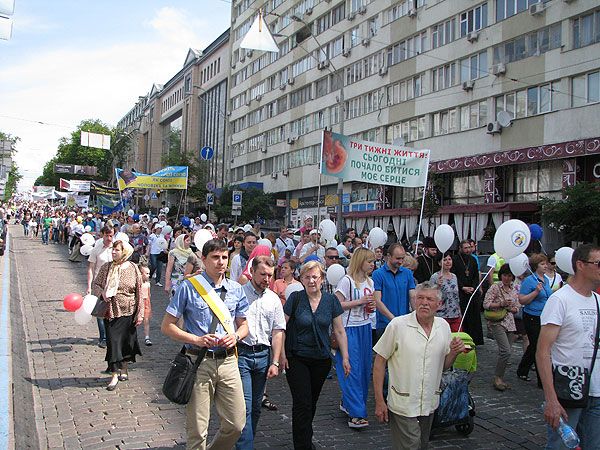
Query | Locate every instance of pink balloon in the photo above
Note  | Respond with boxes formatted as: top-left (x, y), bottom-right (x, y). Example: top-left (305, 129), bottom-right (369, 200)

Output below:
top-left (63, 293), bottom-right (83, 312)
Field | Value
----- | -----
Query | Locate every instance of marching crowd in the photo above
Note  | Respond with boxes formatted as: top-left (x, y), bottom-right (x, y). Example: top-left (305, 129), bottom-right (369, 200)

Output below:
top-left (5, 198), bottom-right (600, 449)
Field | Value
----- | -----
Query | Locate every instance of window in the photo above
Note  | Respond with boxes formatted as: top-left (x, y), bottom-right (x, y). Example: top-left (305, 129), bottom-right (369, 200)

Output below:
top-left (433, 108), bottom-right (458, 135)
top-left (573, 10), bottom-right (600, 49)
top-left (497, 0), bottom-right (544, 21)
top-left (506, 161), bottom-right (562, 201)
top-left (315, 76), bottom-right (328, 98)
top-left (460, 3), bottom-right (488, 37)
top-left (493, 23), bottom-right (561, 64)
top-left (331, 3), bottom-right (345, 26)
top-left (387, 31), bottom-right (428, 66)
top-left (450, 172), bottom-right (484, 204)
top-left (572, 71), bottom-right (600, 107)
top-left (431, 18), bottom-right (456, 49)
top-left (495, 83), bottom-right (554, 118)
top-left (350, 26), bottom-right (361, 47)
top-left (460, 101), bottom-right (487, 130)
top-left (432, 63), bottom-right (456, 91)
top-left (368, 16), bottom-right (380, 37)
top-left (460, 51), bottom-right (488, 82)
top-left (386, 116), bottom-right (427, 144)
top-left (290, 85), bottom-right (312, 108)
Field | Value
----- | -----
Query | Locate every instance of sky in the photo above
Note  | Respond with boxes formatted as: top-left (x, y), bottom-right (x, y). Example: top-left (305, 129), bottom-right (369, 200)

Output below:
top-left (0, 0), bottom-right (233, 190)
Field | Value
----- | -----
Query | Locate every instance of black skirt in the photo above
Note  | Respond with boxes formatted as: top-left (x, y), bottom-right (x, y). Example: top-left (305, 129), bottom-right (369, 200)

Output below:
top-left (104, 315), bottom-right (141, 368)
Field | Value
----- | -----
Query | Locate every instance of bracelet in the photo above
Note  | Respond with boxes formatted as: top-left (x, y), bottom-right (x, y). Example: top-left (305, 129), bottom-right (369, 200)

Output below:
top-left (271, 361), bottom-right (280, 368)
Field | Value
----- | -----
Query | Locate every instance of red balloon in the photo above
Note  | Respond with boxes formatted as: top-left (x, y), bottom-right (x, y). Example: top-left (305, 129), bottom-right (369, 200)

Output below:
top-left (63, 293), bottom-right (83, 312)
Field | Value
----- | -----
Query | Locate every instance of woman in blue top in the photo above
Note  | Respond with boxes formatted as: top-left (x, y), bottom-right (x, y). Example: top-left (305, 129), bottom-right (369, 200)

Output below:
top-left (516, 253), bottom-right (551, 387)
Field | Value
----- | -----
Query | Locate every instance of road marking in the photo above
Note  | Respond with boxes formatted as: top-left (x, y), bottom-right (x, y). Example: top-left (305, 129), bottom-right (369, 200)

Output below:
top-left (0, 232), bottom-right (10, 447)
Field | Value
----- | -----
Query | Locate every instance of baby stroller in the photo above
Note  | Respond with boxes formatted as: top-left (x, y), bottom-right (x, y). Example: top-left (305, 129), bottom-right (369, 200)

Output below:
top-left (431, 332), bottom-right (477, 436)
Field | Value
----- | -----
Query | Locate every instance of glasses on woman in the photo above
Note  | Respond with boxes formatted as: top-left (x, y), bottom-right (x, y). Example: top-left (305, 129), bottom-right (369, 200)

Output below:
top-left (302, 275), bottom-right (321, 282)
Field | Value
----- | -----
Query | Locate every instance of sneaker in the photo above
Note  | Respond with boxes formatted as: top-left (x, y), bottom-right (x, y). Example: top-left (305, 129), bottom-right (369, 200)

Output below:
top-left (156, 282), bottom-right (163, 287)
top-left (339, 402), bottom-right (349, 415)
top-left (145, 338), bottom-right (152, 346)
top-left (348, 418), bottom-right (369, 429)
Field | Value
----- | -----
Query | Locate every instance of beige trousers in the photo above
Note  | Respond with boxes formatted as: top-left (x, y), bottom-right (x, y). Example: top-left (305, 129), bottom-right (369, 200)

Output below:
top-left (186, 354), bottom-right (246, 450)
top-left (389, 411), bottom-right (434, 450)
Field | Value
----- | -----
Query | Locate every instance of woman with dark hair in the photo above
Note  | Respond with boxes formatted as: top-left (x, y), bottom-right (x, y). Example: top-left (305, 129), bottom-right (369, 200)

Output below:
top-left (92, 240), bottom-right (144, 391)
top-left (430, 252), bottom-right (462, 332)
top-left (545, 252), bottom-right (563, 293)
top-left (483, 264), bottom-right (520, 391)
top-left (517, 253), bottom-right (551, 386)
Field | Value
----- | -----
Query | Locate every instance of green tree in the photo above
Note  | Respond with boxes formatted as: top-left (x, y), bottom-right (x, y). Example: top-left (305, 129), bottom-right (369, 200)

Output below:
top-left (161, 141), bottom-right (208, 203)
top-left (213, 185), bottom-right (274, 223)
top-left (540, 182), bottom-right (600, 243)
top-left (4, 163), bottom-right (22, 200)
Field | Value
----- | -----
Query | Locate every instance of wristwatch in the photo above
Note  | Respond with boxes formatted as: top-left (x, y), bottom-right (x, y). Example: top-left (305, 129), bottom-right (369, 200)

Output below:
top-left (235, 333), bottom-right (241, 342)
top-left (271, 361), bottom-right (280, 368)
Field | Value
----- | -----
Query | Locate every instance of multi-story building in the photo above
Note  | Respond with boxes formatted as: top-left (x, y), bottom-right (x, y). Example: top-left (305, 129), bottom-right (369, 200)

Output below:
top-left (117, 30), bottom-right (230, 209)
top-left (229, 0), bottom-right (600, 248)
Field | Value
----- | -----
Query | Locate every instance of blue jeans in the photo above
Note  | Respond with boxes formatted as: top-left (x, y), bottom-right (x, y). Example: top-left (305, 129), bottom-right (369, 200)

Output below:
top-left (41, 228), bottom-right (49, 244)
top-left (546, 396), bottom-right (600, 449)
top-left (23, 223), bottom-right (29, 236)
top-left (97, 318), bottom-right (106, 342)
top-left (52, 227), bottom-right (60, 243)
top-left (236, 346), bottom-right (270, 450)
top-left (149, 254), bottom-right (163, 284)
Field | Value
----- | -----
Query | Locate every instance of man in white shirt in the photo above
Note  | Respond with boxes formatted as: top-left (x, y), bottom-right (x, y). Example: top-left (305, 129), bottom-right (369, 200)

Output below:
top-left (538, 243), bottom-right (600, 450)
top-left (237, 256), bottom-right (285, 449)
top-left (299, 229), bottom-right (325, 264)
top-left (230, 232), bottom-right (257, 283)
top-left (147, 224), bottom-right (165, 287)
top-left (86, 225), bottom-right (114, 348)
top-left (373, 282), bottom-right (465, 449)
top-left (274, 226), bottom-right (295, 257)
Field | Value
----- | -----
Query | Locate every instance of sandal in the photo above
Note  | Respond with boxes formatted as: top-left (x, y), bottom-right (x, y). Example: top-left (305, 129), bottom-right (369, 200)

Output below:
top-left (107, 377), bottom-right (119, 391)
top-left (518, 374), bottom-right (531, 382)
top-left (348, 417), bottom-right (369, 429)
top-left (493, 381), bottom-right (507, 391)
top-left (261, 394), bottom-right (278, 411)
top-left (118, 373), bottom-right (129, 382)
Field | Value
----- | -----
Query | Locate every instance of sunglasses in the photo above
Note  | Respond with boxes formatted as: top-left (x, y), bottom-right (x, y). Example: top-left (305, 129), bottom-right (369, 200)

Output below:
top-left (549, 261), bottom-right (556, 265)
top-left (326, 255), bottom-right (340, 260)
top-left (583, 260), bottom-right (600, 268)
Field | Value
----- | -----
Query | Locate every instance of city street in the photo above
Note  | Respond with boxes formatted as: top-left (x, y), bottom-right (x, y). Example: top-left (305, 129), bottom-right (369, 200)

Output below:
top-left (8, 225), bottom-right (548, 449)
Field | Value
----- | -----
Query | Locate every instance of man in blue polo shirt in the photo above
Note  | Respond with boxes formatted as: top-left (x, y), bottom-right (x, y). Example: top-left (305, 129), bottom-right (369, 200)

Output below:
top-left (373, 243), bottom-right (416, 339)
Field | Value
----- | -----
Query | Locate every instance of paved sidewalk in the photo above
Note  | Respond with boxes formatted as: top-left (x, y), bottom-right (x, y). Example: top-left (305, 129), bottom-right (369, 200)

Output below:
top-left (10, 225), bottom-right (549, 449)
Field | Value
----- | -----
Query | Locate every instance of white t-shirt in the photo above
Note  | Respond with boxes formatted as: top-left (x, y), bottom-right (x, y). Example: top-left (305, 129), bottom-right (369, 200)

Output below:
top-left (545, 272), bottom-right (564, 292)
top-left (88, 244), bottom-right (113, 278)
top-left (541, 284), bottom-right (600, 396)
top-left (299, 242), bottom-right (325, 263)
top-left (147, 233), bottom-right (163, 255)
top-left (335, 275), bottom-right (374, 327)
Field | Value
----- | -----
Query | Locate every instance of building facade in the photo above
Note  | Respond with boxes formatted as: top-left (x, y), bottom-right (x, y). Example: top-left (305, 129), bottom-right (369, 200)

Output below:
top-left (229, 0), bottom-right (600, 247)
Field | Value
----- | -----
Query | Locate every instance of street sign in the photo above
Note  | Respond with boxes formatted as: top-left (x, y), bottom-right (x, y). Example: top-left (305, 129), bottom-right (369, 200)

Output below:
top-left (151, 192), bottom-right (158, 200)
top-left (206, 193), bottom-right (214, 205)
top-left (143, 194), bottom-right (150, 201)
top-left (231, 209), bottom-right (242, 216)
top-left (206, 181), bottom-right (216, 192)
top-left (200, 146), bottom-right (214, 160)
top-left (232, 190), bottom-right (242, 206)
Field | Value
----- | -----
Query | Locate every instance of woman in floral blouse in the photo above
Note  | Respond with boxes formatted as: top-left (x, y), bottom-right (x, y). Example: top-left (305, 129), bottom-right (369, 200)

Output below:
top-left (430, 253), bottom-right (462, 332)
top-left (483, 263), bottom-right (520, 391)
top-left (93, 240), bottom-right (144, 391)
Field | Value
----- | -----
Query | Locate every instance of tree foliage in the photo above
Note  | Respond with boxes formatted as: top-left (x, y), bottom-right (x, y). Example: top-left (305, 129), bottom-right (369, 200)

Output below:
top-left (161, 134), bottom-right (208, 203)
top-left (213, 185), bottom-right (274, 223)
top-left (540, 182), bottom-right (600, 243)
top-left (0, 131), bottom-right (21, 199)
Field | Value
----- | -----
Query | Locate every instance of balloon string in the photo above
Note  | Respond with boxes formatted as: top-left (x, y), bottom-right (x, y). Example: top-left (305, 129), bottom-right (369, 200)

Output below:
top-left (458, 265), bottom-right (494, 333)
top-left (539, 240), bottom-right (547, 255)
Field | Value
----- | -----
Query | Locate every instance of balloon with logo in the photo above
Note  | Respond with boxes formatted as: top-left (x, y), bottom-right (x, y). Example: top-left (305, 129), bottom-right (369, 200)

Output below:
top-left (181, 216), bottom-right (191, 227)
top-left (529, 224), bottom-right (543, 241)
top-left (194, 229), bottom-right (213, 253)
top-left (284, 283), bottom-right (304, 301)
top-left (508, 253), bottom-right (529, 277)
top-left (434, 224), bottom-right (454, 253)
top-left (318, 219), bottom-right (336, 242)
top-left (493, 219), bottom-right (531, 260)
top-left (80, 233), bottom-right (95, 247)
top-left (368, 227), bottom-right (387, 249)
top-left (63, 293), bottom-right (83, 312)
top-left (80, 244), bottom-right (94, 256)
top-left (326, 264), bottom-right (346, 287)
top-left (555, 247), bottom-right (575, 275)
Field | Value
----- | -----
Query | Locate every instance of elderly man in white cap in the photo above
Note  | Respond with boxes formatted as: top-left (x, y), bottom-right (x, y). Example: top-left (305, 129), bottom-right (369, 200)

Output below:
top-left (299, 229), bottom-right (325, 264)
top-left (299, 214), bottom-right (314, 234)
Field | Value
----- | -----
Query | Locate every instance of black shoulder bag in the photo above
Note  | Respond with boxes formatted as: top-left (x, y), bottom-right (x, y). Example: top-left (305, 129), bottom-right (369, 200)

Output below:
top-left (284, 290), bottom-right (302, 357)
top-left (162, 287), bottom-right (226, 405)
top-left (553, 293), bottom-right (600, 409)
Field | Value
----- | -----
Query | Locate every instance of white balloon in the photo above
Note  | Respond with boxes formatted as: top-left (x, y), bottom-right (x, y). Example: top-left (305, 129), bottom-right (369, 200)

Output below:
top-left (156, 236), bottom-right (168, 251)
top-left (84, 225), bottom-right (92, 232)
top-left (368, 227), bottom-right (387, 249)
top-left (200, 213), bottom-right (208, 222)
top-left (318, 219), bottom-right (336, 241)
top-left (81, 295), bottom-right (98, 315)
top-left (284, 283), bottom-right (304, 301)
top-left (159, 221), bottom-right (167, 228)
top-left (74, 306), bottom-right (93, 325)
top-left (326, 264), bottom-right (346, 287)
top-left (508, 253), bottom-right (529, 277)
top-left (80, 244), bottom-right (94, 256)
top-left (128, 209), bottom-right (134, 217)
top-left (161, 225), bottom-right (173, 236)
top-left (94, 238), bottom-right (104, 248)
top-left (555, 247), bottom-right (575, 275)
top-left (194, 229), bottom-right (213, 252)
top-left (327, 238), bottom-right (338, 248)
top-left (114, 232), bottom-right (129, 243)
top-left (493, 219), bottom-right (531, 260)
top-left (80, 233), bottom-right (95, 246)
top-left (152, 217), bottom-right (159, 223)
top-left (486, 255), bottom-right (497, 268)
top-left (164, 207), bottom-right (170, 214)
top-left (257, 238), bottom-right (272, 250)
top-left (434, 224), bottom-right (454, 254)
top-left (243, 224), bottom-right (253, 232)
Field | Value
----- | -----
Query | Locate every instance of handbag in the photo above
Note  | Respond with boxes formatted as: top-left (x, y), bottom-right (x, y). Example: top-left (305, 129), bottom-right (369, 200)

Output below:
top-left (484, 308), bottom-right (508, 322)
top-left (162, 286), bottom-right (226, 405)
top-left (284, 290), bottom-right (302, 357)
top-left (553, 294), bottom-right (600, 409)
top-left (91, 297), bottom-right (109, 318)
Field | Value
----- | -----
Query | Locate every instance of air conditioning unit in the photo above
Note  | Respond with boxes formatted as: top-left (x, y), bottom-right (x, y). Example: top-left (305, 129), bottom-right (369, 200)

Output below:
top-left (287, 77), bottom-right (295, 85)
top-left (467, 31), bottom-right (479, 43)
top-left (282, 169), bottom-right (289, 176)
top-left (287, 136), bottom-right (297, 144)
top-left (240, 55), bottom-right (245, 63)
top-left (358, 5), bottom-right (367, 15)
top-left (231, 62), bottom-right (236, 69)
top-left (563, 0), bottom-right (576, 3)
top-left (246, 49), bottom-right (253, 58)
top-left (279, 83), bottom-right (287, 91)
top-left (342, 48), bottom-right (351, 57)
top-left (462, 80), bottom-right (475, 91)
top-left (529, 3), bottom-right (546, 15)
top-left (260, 147), bottom-right (267, 153)
top-left (271, 172), bottom-right (278, 179)
top-left (245, 99), bottom-right (252, 106)
top-left (255, 94), bottom-right (262, 102)
top-left (305, 7), bottom-right (313, 15)
top-left (379, 66), bottom-right (388, 76)
top-left (486, 121), bottom-right (502, 134)
top-left (317, 61), bottom-right (328, 70)
top-left (408, 8), bottom-right (417, 18)
top-left (492, 63), bottom-right (507, 76)
top-left (361, 38), bottom-right (370, 47)
top-left (348, 12), bottom-right (356, 21)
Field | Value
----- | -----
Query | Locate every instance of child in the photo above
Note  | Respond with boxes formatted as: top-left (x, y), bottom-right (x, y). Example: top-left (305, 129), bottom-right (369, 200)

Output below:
top-left (138, 262), bottom-right (152, 346)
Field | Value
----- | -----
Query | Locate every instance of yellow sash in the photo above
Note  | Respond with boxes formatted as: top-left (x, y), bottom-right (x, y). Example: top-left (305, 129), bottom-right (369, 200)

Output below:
top-left (188, 275), bottom-right (236, 336)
